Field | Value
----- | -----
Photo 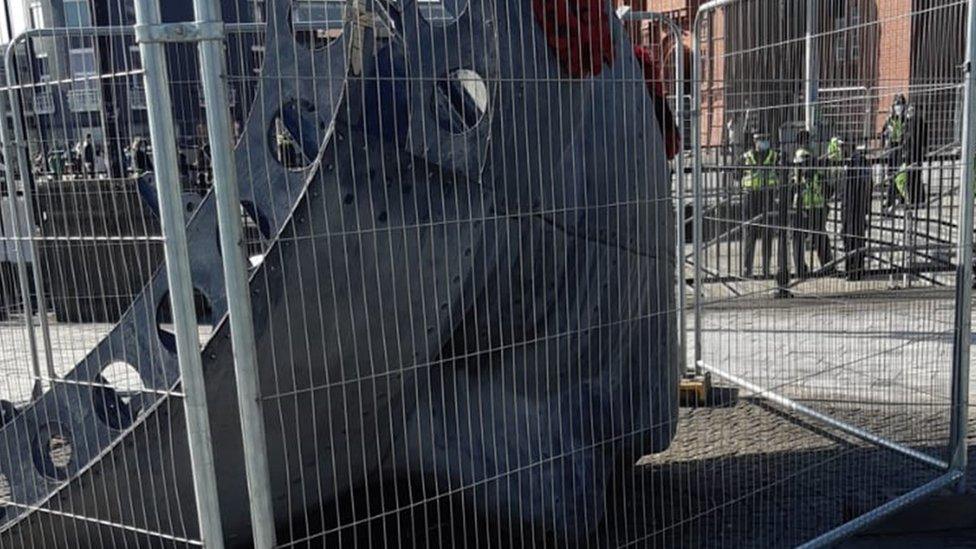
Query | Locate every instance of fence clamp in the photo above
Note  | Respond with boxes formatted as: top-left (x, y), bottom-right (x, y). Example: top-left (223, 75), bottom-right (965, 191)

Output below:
top-left (134, 21), bottom-right (225, 45)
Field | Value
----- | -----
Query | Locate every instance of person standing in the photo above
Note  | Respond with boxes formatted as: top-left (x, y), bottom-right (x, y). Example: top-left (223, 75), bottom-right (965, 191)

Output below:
top-left (81, 133), bottom-right (95, 179)
top-left (827, 135), bottom-right (845, 163)
top-left (826, 133), bottom-right (847, 199)
top-left (792, 147), bottom-right (834, 278)
top-left (69, 141), bottom-right (80, 176)
top-left (32, 151), bottom-right (47, 178)
top-left (840, 145), bottom-right (873, 281)
top-left (889, 104), bottom-right (927, 209)
top-left (48, 145), bottom-right (64, 180)
top-left (903, 104), bottom-right (928, 164)
top-left (882, 95), bottom-right (908, 159)
top-left (196, 141), bottom-right (211, 189)
top-left (740, 133), bottom-right (783, 279)
top-left (131, 137), bottom-right (153, 175)
top-left (882, 95), bottom-right (909, 207)
top-left (894, 104), bottom-right (928, 207)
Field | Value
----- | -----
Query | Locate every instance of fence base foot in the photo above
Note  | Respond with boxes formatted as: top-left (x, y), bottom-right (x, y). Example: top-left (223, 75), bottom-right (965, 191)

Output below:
top-left (679, 374), bottom-right (739, 407)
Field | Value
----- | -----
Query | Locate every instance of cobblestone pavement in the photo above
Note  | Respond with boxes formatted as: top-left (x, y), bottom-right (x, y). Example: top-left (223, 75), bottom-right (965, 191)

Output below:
top-left (622, 289), bottom-right (966, 547)
top-left (617, 400), bottom-right (952, 548)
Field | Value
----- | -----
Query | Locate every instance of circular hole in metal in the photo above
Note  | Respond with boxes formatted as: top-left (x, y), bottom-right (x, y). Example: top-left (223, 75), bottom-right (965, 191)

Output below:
top-left (240, 203), bottom-right (268, 266)
top-left (268, 99), bottom-right (323, 172)
top-left (32, 423), bottom-right (74, 480)
top-left (92, 362), bottom-right (147, 430)
top-left (432, 69), bottom-right (489, 134)
top-left (156, 289), bottom-right (215, 354)
top-left (419, 0), bottom-right (469, 25)
top-left (291, 1), bottom-right (346, 51)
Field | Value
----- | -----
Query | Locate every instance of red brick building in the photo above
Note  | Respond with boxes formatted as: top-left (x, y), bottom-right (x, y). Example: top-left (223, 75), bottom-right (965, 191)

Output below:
top-left (621, 0), bottom-right (966, 149)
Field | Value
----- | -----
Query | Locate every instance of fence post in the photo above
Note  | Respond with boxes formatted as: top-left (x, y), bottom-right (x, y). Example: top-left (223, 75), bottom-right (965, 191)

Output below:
top-left (192, 0), bottom-right (277, 546)
top-left (0, 84), bottom-right (44, 399)
top-left (949, 0), bottom-right (976, 491)
top-left (671, 17), bottom-right (688, 375)
top-left (133, 0), bottom-right (226, 546)
top-left (618, 8), bottom-right (691, 376)
top-left (691, 11), bottom-right (706, 370)
top-left (804, 0), bottom-right (820, 130)
top-left (3, 38), bottom-right (58, 385)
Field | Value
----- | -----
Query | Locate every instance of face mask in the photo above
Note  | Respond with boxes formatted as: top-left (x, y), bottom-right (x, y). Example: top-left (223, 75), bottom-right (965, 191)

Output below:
top-left (756, 141), bottom-right (770, 152)
top-left (894, 105), bottom-right (904, 116)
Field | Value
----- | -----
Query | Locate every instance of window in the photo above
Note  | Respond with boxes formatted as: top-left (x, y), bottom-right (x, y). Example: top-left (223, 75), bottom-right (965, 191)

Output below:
top-left (128, 46), bottom-right (146, 109)
top-left (69, 48), bottom-right (97, 77)
top-left (68, 87), bottom-right (100, 112)
top-left (33, 54), bottom-right (55, 115)
top-left (833, 3), bottom-right (863, 64)
top-left (36, 54), bottom-right (50, 82)
top-left (130, 82), bottom-right (147, 109)
top-left (64, 0), bottom-right (93, 28)
top-left (834, 16), bottom-right (846, 63)
top-left (68, 48), bottom-right (100, 112)
top-left (418, 0), bottom-right (459, 23)
top-left (292, 0), bottom-right (346, 44)
top-left (33, 90), bottom-right (55, 114)
top-left (129, 45), bottom-right (142, 71)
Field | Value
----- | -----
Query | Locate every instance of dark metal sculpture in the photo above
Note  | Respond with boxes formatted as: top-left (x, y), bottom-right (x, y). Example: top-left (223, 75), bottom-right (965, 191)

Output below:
top-left (0, 0), bottom-right (677, 544)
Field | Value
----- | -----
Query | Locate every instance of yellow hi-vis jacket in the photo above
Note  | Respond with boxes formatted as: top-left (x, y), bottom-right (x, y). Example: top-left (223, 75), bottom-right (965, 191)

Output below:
top-left (742, 149), bottom-right (780, 190)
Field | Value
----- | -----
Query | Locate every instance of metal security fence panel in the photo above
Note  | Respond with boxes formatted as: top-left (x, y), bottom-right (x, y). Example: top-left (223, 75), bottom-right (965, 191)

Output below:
top-left (0, 0), bottom-right (972, 548)
top-left (0, 31), bottom-right (206, 547)
top-left (690, 0), bottom-right (975, 545)
top-left (0, 6), bottom-right (266, 545)
top-left (244, 1), bottom-right (684, 546)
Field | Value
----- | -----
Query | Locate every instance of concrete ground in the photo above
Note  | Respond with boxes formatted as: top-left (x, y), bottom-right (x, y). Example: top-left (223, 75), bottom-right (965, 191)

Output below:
top-left (0, 320), bottom-right (210, 404)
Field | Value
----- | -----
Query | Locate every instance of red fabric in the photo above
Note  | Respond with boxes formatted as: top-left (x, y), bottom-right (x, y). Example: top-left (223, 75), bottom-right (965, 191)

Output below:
top-left (532, 0), bottom-right (616, 79)
top-left (633, 45), bottom-right (682, 160)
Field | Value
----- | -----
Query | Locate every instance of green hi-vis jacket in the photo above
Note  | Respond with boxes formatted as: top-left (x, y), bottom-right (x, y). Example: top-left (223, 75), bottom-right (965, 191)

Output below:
top-left (793, 167), bottom-right (826, 210)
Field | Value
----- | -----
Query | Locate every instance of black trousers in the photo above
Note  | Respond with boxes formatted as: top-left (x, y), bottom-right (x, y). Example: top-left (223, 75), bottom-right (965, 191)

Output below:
top-left (842, 216), bottom-right (869, 280)
top-left (742, 188), bottom-right (777, 276)
top-left (793, 208), bottom-right (833, 276)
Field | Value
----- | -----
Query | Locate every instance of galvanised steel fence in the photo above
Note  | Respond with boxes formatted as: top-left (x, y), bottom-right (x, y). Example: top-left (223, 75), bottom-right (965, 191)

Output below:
top-left (0, 0), bottom-right (971, 548)
top-left (690, 0), bottom-right (975, 545)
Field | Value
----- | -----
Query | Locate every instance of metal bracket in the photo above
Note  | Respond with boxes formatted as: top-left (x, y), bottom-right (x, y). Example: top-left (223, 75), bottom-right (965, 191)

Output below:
top-left (134, 21), bottom-right (224, 44)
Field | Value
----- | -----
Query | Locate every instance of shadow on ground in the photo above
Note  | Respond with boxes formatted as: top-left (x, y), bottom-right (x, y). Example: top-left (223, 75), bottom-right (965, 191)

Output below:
top-left (295, 398), bottom-right (954, 548)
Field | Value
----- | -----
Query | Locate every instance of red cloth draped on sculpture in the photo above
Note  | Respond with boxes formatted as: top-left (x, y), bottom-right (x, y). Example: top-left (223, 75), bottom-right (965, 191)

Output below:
top-left (532, 0), bottom-right (681, 160)
top-left (532, 0), bottom-right (616, 78)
